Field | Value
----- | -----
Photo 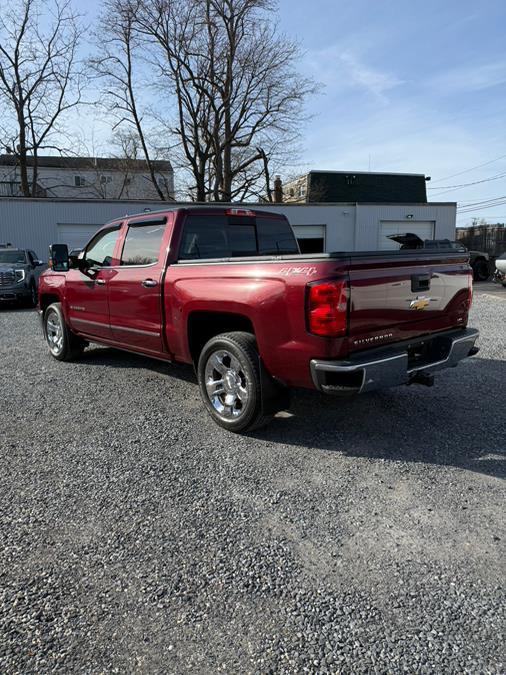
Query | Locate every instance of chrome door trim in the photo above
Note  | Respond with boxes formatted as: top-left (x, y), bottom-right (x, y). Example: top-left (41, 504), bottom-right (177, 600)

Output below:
top-left (110, 324), bottom-right (161, 337)
top-left (71, 317), bottom-right (109, 328)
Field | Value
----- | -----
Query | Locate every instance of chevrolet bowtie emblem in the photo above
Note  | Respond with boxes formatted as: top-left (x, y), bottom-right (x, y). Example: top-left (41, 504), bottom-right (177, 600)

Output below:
top-left (409, 296), bottom-right (431, 310)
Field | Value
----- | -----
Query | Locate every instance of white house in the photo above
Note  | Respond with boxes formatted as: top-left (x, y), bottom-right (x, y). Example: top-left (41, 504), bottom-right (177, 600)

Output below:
top-left (0, 155), bottom-right (174, 201)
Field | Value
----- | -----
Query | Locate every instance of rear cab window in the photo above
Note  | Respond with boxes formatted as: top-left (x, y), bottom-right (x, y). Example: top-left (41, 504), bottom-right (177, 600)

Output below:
top-left (179, 212), bottom-right (299, 260)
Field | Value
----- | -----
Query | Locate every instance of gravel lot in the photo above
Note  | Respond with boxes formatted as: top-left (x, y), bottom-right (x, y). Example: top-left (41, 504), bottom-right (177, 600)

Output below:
top-left (1, 292), bottom-right (504, 673)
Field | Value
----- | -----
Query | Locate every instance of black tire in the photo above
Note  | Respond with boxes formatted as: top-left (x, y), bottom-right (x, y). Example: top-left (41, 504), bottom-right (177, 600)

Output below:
top-left (27, 282), bottom-right (38, 308)
top-left (43, 302), bottom-right (85, 361)
top-left (472, 259), bottom-right (489, 282)
top-left (197, 331), bottom-right (273, 432)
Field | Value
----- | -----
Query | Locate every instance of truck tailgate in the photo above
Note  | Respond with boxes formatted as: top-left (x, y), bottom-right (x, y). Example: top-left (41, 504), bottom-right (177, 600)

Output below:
top-left (347, 251), bottom-right (471, 352)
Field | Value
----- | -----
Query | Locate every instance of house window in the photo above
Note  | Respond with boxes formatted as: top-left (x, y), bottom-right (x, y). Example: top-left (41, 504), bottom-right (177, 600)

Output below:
top-left (298, 184), bottom-right (306, 197)
top-left (100, 175), bottom-right (112, 184)
top-left (74, 176), bottom-right (86, 187)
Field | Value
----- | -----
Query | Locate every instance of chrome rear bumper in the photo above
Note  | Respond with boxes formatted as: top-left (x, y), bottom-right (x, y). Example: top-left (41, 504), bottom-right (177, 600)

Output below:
top-left (310, 328), bottom-right (479, 395)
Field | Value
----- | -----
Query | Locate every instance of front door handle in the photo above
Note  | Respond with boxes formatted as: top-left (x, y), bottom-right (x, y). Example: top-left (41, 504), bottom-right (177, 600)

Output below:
top-left (96, 278), bottom-right (106, 286)
top-left (142, 279), bottom-right (158, 288)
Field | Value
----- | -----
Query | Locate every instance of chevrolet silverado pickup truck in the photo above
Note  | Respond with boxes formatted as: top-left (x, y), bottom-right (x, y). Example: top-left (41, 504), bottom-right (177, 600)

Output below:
top-left (38, 207), bottom-right (479, 432)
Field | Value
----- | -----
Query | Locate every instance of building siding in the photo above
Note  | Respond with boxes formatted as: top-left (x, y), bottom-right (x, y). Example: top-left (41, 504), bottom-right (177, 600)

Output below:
top-left (0, 162), bottom-right (174, 201)
top-left (0, 198), bottom-right (456, 259)
top-left (355, 204), bottom-right (456, 250)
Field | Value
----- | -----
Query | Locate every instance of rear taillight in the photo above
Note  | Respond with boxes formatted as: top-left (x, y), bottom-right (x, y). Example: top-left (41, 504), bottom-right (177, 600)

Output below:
top-left (307, 280), bottom-right (348, 337)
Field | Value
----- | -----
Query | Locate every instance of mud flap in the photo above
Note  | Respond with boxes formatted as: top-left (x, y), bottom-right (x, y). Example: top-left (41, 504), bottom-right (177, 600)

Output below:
top-left (259, 357), bottom-right (291, 416)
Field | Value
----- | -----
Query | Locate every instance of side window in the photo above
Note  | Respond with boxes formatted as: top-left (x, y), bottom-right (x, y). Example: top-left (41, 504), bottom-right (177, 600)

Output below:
top-left (120, 222), bottom-right (166, 266)
top-left (27, 251), bottom-right (36, 265)
top-left (84, 228), bottom-right (121, 267)
top-left (179, 215), bottom-right (257, 260)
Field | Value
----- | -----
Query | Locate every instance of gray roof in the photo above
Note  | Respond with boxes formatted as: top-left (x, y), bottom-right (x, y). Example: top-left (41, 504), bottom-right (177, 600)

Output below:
top-left (0, 154), bottom-right (172, 172)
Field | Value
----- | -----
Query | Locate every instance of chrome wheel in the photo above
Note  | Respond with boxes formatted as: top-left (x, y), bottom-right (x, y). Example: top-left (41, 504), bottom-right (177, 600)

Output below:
top-left (46, 309), bottom-right (64, 355)
top-left (204, 349), bottom-right (249, 419)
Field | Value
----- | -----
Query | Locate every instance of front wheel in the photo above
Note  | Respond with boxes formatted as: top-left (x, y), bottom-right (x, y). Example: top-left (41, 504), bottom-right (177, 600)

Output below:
top-left (197, 331), bottom-right (272, 432)
top-left (27, 283), bottom-right (38, 308)
top-left (44, 302), bottom-right (85, 361)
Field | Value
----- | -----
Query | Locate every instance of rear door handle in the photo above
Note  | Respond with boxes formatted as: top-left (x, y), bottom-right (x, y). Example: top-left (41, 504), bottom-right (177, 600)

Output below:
top-left (142, 279), bottom-right (158, 288)
top-left (96, 278), bottom-right (106, 286)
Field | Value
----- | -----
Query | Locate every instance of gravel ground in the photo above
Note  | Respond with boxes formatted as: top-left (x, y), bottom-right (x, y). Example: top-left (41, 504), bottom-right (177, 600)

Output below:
top-left (0, 294), bottom-right (504, 673)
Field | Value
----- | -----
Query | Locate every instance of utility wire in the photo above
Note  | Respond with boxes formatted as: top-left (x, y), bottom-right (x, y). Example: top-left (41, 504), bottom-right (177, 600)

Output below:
top-left (458, 199), bottom-right (506, 214)
top-left (457, 195), bottom-right (506, 208)
top-left (429, 172), bottom-right (506, 196)
top-left (430, 153), bottom-right (506, 184)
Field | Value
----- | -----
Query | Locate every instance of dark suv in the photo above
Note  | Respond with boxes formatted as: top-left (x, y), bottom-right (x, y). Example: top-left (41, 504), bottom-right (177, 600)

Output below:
top-left (0, 244), bottom-right (46, 306)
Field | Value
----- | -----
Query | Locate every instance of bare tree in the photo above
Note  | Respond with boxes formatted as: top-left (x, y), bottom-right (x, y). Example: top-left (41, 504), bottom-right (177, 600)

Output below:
top-left (91, 0), bottom-right (172, 201)
top-left (0, 0), bottom-right (85, 196)
top-left (131, 0), bottom-right (216, 201)
top-left (136, 0), bottom-right (315, 201)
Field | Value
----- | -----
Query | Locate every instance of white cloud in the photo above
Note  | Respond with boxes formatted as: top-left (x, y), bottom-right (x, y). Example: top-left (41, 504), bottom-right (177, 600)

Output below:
top-left (304, 46), bottom-right (403, 101)
top-left (339, 51), bottom-right (403, 99)
top-left (428, 61), bottom-right (506, 94)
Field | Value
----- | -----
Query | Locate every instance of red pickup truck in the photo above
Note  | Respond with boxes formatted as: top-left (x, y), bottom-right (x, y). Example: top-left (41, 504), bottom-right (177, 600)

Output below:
top-left (39, 207), bottom-right (479, 432)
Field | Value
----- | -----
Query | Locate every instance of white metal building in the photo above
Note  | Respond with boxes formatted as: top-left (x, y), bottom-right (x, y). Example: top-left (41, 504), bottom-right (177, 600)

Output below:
top-left (0, 198), bottom-right (456, 259)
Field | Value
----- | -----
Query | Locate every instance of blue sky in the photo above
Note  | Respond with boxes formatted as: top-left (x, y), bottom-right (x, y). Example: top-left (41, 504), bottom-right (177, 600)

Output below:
top-left (82, 0), bottom-right (506, 225)
top-left (275, 0), bottom-right (506, 226)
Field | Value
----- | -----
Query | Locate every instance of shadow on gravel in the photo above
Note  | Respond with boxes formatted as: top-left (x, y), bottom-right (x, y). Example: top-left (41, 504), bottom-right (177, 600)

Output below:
top-left (77, 346), bottom-right (198, 384)
top-left (74, 346), bottom-right (504, 480)
top-left (253, 357), bottom-right (506, 481)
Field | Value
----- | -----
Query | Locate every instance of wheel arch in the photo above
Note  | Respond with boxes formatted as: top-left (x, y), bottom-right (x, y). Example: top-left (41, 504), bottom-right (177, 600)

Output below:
top-left (39, 293), bottom-right (62, 313)
top-left (187, 310), bottom-right (256, 365)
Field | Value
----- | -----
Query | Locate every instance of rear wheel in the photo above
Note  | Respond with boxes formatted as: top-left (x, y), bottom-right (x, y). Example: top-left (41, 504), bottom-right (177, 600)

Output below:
top-left (197, 331), bottom-right (273, 432)
top-left (44, 302), bottom-right (85, 361)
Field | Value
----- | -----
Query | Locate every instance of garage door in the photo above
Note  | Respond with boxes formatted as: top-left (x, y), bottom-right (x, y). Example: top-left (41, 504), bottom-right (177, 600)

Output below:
top-left (292, 225), bottom-right (326, 253)
top-left (58, 224), bottom-right (102, 250)
top-left (379, 221), bottom-right (435, 250)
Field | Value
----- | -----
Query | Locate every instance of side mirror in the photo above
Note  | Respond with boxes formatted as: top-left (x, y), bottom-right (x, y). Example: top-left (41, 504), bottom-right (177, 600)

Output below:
top-left (49, 244), bottom-right (69, 272)
top-left (68, 249), bottom-right (82, 269)
top-left (34, 259), bottom-right (45, 267)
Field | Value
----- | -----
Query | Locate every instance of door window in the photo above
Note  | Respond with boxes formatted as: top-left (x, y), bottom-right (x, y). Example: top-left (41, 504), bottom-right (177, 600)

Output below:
top-left (121, 222), bottom-right (166, 266)
top-left (84, 228), bottom-right (121, 267)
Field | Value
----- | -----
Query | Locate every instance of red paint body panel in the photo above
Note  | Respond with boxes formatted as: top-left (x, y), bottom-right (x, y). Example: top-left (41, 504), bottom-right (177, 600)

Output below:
top-left (38, 207), bottom-right (472, 391)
